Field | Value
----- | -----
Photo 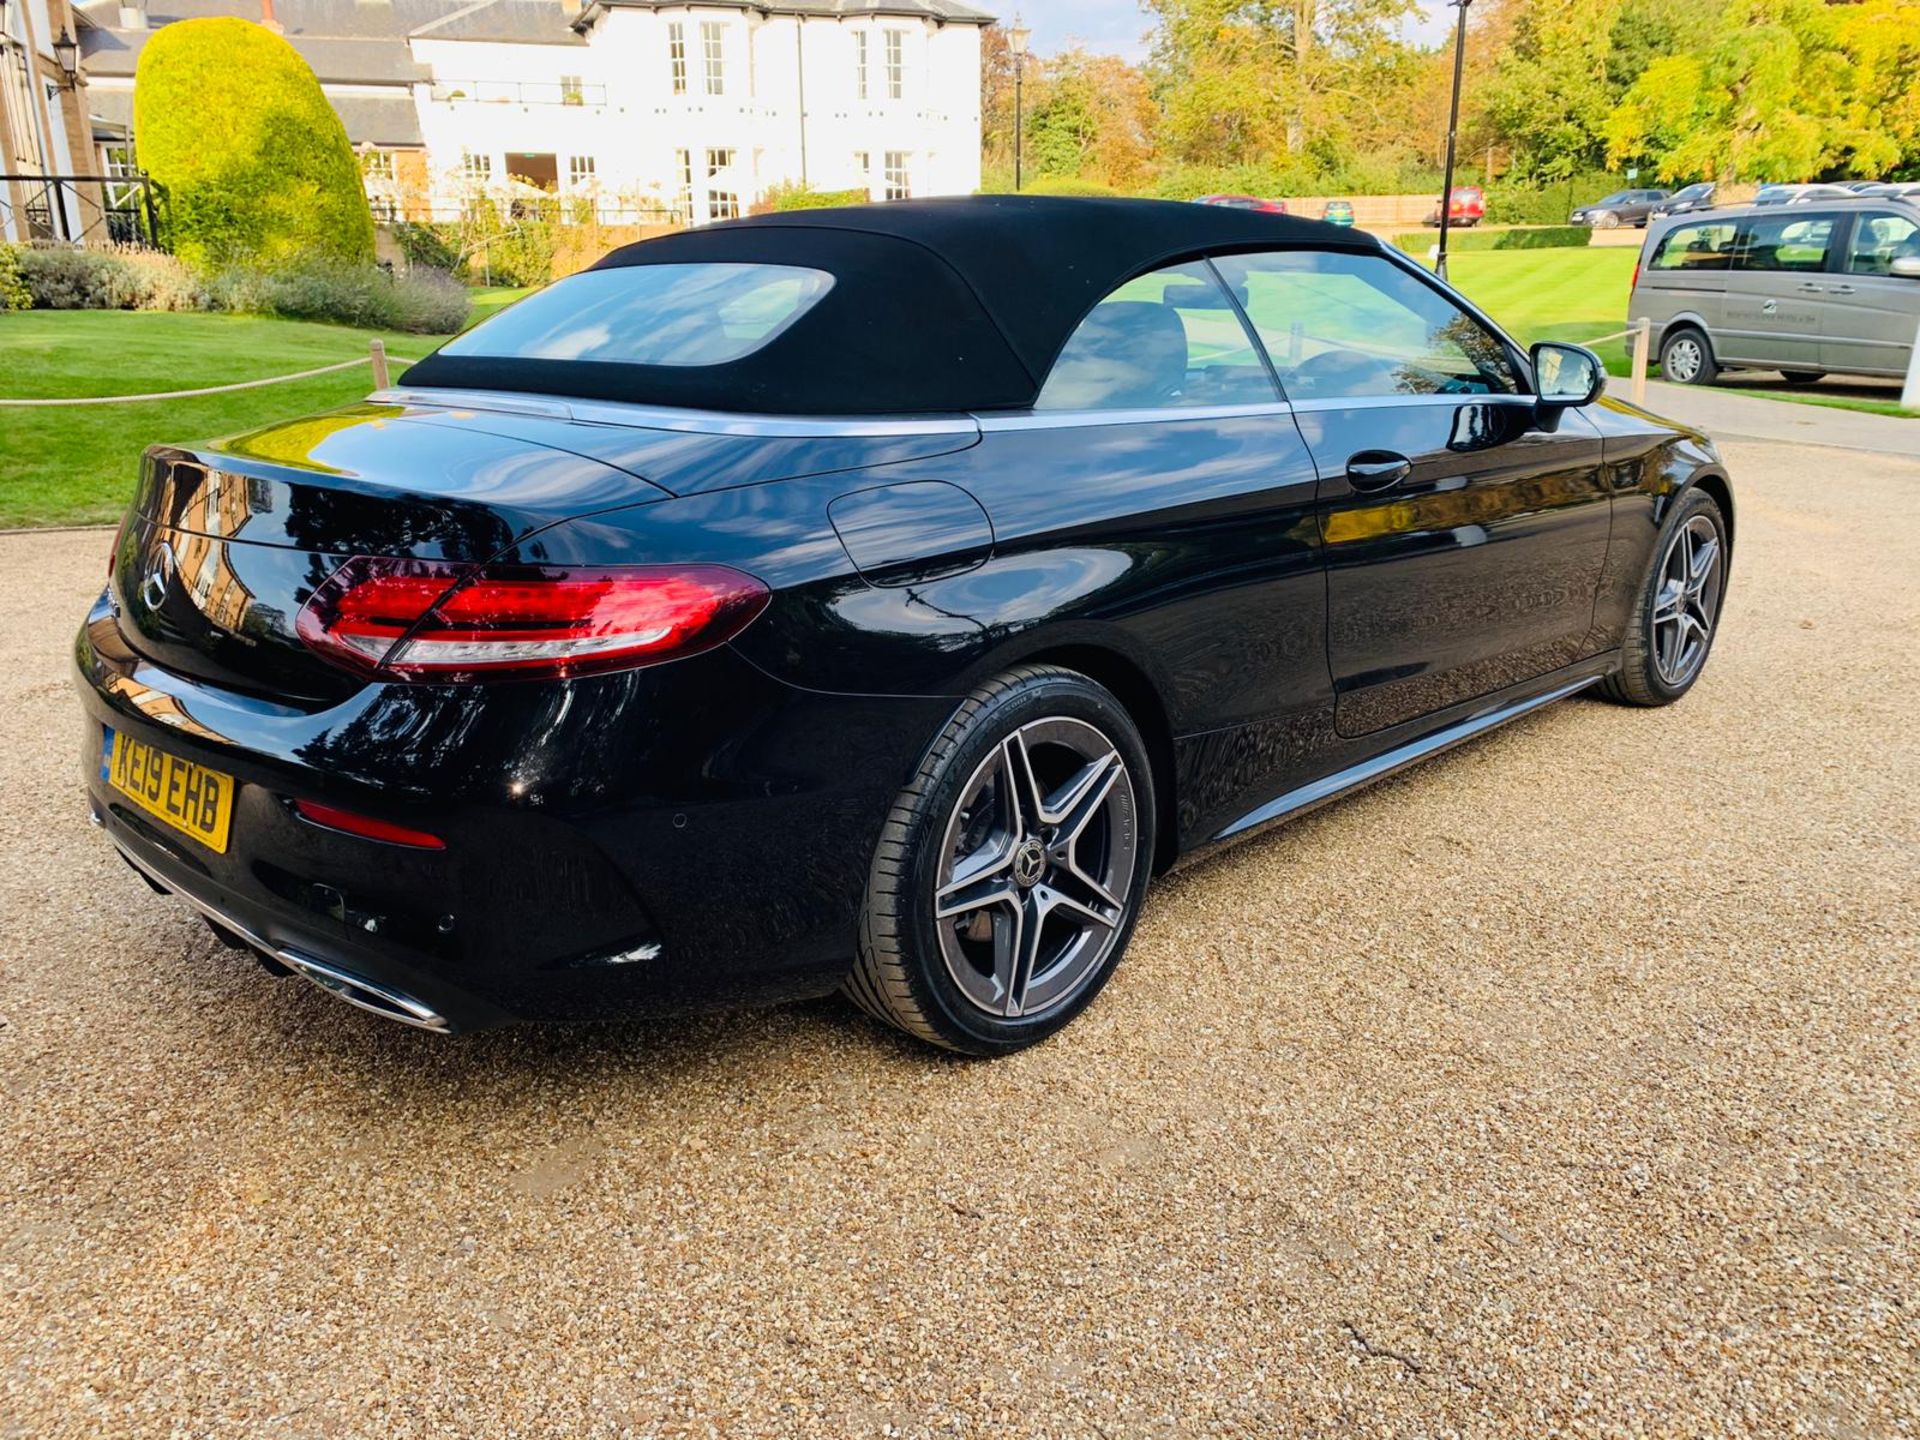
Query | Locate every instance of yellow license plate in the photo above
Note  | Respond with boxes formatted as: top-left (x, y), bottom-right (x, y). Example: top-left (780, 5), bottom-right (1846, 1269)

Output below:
top-left (102, 728), bottom-right (235, 854)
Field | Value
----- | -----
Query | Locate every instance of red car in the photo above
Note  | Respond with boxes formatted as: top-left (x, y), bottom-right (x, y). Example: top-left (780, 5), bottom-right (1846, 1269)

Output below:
top-left (1423, 185), bottom-right (1485, 227)
top-left (1195, 194), bottom-right (1290, 214)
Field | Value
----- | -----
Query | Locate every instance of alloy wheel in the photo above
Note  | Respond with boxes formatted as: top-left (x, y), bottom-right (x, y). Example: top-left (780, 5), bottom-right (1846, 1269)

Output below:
top-left (1652, 514), bottom-right (1722, 686)
top-left (933, 717), bottom-right (1139, 1021)
top-left (1663, 336), bottom-right (1704, 383)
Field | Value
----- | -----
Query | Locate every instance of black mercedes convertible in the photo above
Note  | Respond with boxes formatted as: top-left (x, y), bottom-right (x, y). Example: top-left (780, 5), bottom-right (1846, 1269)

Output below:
top-left (77, 197), bottom-right (1733, 1053)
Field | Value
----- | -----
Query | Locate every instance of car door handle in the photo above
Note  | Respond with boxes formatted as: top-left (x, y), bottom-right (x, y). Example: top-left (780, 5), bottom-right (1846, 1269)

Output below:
top-left (1346, 451), bottom-right (1413, 493)
top-left (1798, 282), bottom-right (1826, 293)
top-left (1829, 283), bottom-right (1856, 295)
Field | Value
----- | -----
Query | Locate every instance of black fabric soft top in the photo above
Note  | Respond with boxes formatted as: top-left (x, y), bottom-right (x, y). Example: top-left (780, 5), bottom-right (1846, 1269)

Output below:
top-left (400, 195), bottom-right (1381, 415)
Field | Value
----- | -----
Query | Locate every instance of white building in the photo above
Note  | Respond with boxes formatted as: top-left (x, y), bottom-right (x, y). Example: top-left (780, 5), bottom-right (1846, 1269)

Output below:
top-left (76, 0), bottom-right (990, 227)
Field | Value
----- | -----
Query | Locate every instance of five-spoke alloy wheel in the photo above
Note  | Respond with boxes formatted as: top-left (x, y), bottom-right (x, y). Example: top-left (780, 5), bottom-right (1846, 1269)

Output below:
top-left (846, 665), bottom-right (1155, 1054)
top-left (1600, 486), bottom-right (1730, 707)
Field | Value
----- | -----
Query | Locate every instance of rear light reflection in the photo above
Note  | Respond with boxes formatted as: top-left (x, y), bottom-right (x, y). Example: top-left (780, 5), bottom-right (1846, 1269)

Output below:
top-left (292, 799), bottom-right (446, 850)
top-left (295, 557), bottom-right (770, 682)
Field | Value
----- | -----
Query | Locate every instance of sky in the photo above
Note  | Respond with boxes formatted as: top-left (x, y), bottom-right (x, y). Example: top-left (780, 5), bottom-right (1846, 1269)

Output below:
top-left (1008, 0), bottom-right (1456, 62)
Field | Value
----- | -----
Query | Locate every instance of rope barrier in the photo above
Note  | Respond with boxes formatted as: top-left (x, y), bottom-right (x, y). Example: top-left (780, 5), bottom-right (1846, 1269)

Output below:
top-left (0, 342), bottom-right (418, 407)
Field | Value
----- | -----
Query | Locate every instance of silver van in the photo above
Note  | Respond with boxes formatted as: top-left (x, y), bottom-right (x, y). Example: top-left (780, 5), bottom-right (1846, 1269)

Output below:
top-left (1628, 199), bottom-right (1920, 385)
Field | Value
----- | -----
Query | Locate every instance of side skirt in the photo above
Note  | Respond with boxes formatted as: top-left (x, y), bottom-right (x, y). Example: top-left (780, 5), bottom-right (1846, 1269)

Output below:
top-left (1179, 657), bottom-right (1616, 868)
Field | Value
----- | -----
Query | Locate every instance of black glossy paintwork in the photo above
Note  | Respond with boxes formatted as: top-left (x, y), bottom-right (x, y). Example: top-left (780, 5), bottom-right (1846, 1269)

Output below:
top-left (78, 282), bottom-right (1730, 1031)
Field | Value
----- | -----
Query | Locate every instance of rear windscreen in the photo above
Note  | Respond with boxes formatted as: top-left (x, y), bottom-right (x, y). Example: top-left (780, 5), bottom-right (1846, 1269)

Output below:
top-left (438, 263), bottom-right (834, 367)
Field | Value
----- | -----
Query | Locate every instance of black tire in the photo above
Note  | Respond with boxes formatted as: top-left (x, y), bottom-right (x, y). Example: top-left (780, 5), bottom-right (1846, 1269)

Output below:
top-left (1779, 370), bottom-right (1823, 385)
top-left (1658, 326), bottom-right (1718, 386)
top-left (845, 664), bottom-right (1156, 1056)
top-left (1594, 210), bottom-right (1621, 230)
top-left (1599, 487), bottom-right (1730, 707)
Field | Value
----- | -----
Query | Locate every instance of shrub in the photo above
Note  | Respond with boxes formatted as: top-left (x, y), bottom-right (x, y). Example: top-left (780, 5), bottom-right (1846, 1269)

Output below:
top-left (393, 221), bottom-right (461, 273)
top-left (11, 244), bottom-right (208, 310)
top-left (1021, 175), bottom-right (1119, 197)
top-left (0, 245), bottom-right (31, 311)
top-left (763, 183), bottom-right (869, 212)
top-left (134, 17), bottom-right (374, 270)
top-left (208, 260), bottom-right (469, 333)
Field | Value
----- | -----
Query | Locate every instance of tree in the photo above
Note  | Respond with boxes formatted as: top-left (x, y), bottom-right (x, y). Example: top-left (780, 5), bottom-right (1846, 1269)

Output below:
top-left (134, 18), bottom-right (374, 270)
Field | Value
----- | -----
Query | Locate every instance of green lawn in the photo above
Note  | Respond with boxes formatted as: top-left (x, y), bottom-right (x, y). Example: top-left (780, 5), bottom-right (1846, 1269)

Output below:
top-left (0, 310), bottom-right (459, 529)
top-left (1441, 247), bottom-right (1642, 371)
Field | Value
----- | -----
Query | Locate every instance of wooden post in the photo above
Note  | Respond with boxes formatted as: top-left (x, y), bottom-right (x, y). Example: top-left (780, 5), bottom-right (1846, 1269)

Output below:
top-left (369, 338), bottom-right (390, 390)
top-left (1631, 318), bottom-right (1651, 407)
top-left (1903, 316), bottom-right (1920, 413)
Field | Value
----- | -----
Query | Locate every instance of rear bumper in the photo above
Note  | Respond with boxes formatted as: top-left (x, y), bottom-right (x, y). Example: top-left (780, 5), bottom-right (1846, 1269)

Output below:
top-left (76, 590), bottom-right (953, 1031)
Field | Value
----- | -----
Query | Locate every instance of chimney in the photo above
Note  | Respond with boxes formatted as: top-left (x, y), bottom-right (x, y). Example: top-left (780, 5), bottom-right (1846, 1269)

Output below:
top-left (259, 0), bottom-right (283, 32)
top-left (118, 0), bottom-right (148, 30)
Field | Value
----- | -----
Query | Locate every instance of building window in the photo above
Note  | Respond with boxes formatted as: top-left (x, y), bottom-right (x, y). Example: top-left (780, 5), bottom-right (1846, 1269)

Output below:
top-left (462, 151), bottom-right (493, 183)
top-left (884, 150), bottom-right (910, 201)
top-left (568, 155), bottom-right (596, 187)
top-left (674, 147), bottom-right (693, 222)
top-left (853, 149), bottom-right (870, 196)
top-left (701, 21), bottom-right (726, 95)
top-left (706, 147), bottom-right (738, 220)
top-left (667, 22), bottom-right (687, 95)
top-left (560, 74), bottom-right (584, 106)
top-left (853, 31), bottom-right (868, 100)
top-left (884, 29), bottom-right (904, 100)
top-left (362, 149), bottom-right (396, 182)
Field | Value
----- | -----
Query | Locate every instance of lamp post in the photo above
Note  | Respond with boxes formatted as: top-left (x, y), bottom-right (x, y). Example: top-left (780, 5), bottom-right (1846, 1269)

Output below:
top-left (52, 25), bottom-right (81, 85)
top-left (1434, 0), bottom-right (1472, 283)
top-left (1009, 17), bottom-right (1030, 192)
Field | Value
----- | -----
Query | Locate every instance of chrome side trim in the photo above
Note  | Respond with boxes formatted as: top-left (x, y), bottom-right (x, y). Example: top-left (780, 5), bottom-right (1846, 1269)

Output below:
top-left (371, 387), bottom-right (981, 440)
top-left (1287, 393), bottom-right (1538, 414)
top-left (976, 400), bottom-right (1296, 431)
top-left (105, 829), bottom-right (452, 1033)
top-left (1212, 676), bottom-right (1600, 845)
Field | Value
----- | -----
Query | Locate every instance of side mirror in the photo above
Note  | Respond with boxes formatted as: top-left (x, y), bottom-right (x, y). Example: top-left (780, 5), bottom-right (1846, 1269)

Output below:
top-left (1531, 341), bottom-right (1605, 408)
top-left (1889, 255), bottom-right (1920, 279)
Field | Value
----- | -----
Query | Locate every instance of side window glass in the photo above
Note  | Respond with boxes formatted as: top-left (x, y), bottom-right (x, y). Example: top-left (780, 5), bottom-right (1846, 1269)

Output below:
top-left (1650, 221), bottom-right (1738, 271)
top-left (1847, 212), bottom-right (1920, 276)
top-left (1732, 215), bottom-right (1835, 272)
top-left (1212, 250), bottom-right (1520, 399)
top-left (1035, 262), bottom-right (1276, 411)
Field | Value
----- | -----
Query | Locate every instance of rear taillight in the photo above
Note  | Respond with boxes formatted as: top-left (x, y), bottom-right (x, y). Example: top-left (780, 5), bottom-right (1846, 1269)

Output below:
top-left (1631, 261), bottom-right (1641, 292)
top-left (295, 557), bottom-right (769, 682)
top-left (293, 799), bottom-right (445, 849)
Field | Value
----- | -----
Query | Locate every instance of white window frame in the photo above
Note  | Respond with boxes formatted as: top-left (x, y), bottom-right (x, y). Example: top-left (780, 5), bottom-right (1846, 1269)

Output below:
top-left (853, 30), bottom-right (868, 101)
top-left (883, 28), bottom-right (904, 100)
top-left (700, 20), bottom-right (726, 96)
top-left (883, 150), bottom-right (910, 201)
top-left (567, 154), bottom-right (596, 188)
top-left (461, 151), bottom-right (493, 184)
top-left (667, 22), bottom-right (687, 95)
top-left (675, 146), bottom-right (693, 222)
top-left (706, 146), bottom-right (738, 220)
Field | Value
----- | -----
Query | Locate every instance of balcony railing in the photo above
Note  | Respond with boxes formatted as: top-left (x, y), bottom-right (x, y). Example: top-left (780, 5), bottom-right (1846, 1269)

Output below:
top-left (428, 80), bottom-right (608, 107)
top-left (0, 172), bottom-right (168, 248)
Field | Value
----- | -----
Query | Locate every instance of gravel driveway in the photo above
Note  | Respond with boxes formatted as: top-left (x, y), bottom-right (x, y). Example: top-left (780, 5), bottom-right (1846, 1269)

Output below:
top-left (2, 438), bottom-right (1915, 1438)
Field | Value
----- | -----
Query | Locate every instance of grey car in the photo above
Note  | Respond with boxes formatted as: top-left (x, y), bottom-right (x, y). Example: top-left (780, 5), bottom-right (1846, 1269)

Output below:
top-left (1571, 189), bottom-right (1670, 229)
top-left (1629, 199), bottom-right (1920, 385)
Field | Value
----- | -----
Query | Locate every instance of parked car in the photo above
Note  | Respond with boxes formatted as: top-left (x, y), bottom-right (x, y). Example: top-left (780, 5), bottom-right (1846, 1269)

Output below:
top-left (1570, 188), bottom-right (1671, 229)
top-left (79, 197), bottom-right (1735, 1054)
top-left (1857, 181), bottom-right (1920, 200)
top-left (1196, 193), bottom-right (1289, 214)
top-left (1321, 199), bottom-right (1355, 227)
top-left (1630, 197), bottom-right (1920, 386)
top-left (1751, 183), bottom-right (1857, 206)
top-left (1422, 185), bottom-right (1484, 226)
top-left (1650, 182), bottom-right (1717, 220)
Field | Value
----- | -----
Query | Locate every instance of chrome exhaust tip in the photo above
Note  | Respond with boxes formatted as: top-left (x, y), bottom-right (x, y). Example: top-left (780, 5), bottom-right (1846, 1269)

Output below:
top-left (276, 948), bottom-right (452, 1033)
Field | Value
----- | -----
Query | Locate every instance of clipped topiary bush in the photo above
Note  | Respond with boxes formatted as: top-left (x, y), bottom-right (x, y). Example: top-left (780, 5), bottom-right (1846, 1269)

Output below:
top-left (134, 17), bottom-right (374, 270)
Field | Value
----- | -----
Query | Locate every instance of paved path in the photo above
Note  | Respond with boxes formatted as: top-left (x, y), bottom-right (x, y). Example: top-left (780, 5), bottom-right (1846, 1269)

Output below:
top-left (1622, 377), bottom-right (1917, 455)
top-left (3, 439), bottom-right (1916, 1436)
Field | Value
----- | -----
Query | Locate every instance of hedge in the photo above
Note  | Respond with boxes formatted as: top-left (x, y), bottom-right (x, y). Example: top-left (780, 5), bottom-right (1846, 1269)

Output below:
top-left (1392, 226), bottom-right (1593, 254)
top-left (134, 18), bottom-right (374, 270)
top-left (0, 243), bottom-right (468, 333)
top-left (762, 184), bottom-right (870, 212)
